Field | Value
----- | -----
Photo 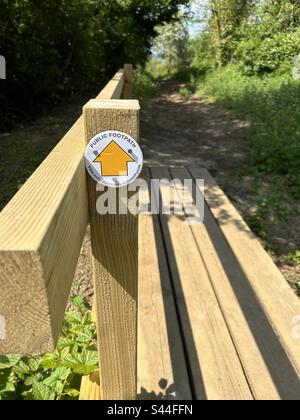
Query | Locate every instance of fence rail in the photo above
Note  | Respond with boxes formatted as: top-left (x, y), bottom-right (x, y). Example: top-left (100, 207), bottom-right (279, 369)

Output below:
top-left (0, 66), bottom-right (137, 389)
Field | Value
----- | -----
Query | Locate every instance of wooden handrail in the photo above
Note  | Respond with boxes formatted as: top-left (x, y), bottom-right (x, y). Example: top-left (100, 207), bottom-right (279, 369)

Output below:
top-left (84, 97), bottom-right (139, 400)
top-left (0, 68), bottom-right (128, 355)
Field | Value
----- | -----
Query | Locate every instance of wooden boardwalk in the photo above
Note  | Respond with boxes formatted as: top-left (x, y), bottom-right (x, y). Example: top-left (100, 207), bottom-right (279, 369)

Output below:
top-left (81, 166), bottom-right (300, 401)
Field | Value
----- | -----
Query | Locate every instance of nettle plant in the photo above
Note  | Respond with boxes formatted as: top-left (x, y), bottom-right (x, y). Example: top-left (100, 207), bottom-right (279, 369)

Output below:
top-left (0, 296), bottom-right (98, 400)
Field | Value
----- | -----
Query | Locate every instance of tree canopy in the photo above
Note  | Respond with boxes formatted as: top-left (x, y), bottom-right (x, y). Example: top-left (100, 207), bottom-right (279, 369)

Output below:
top-left (0, 0), bottom-right (189, 130)
top-left (193, 0), bottom-right (300, 74)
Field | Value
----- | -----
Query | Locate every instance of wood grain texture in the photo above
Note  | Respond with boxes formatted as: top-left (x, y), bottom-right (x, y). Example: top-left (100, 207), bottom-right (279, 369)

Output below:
top-left (151, 167), bottom-right (253, 401)
top-left (80, 174), bottom-right (192, 400)
top-left (80, 370), bottom-right (101, 400)
top-left (172, 167), bottom-right (300, 400)
top-left (137, 169), bottom-right (191, 400)
top-left (0, 70), bottom-right (125, 355)
top-left (96, 70), bottom-right (124, 100)
top-left (190, 168), bottom-right (300, 381)
top-left (83, 99), bottom-right (140, 400)
top-left (80, 164), bottom-right (300, 400)
top-left (0, 116), bottom-right (88, 354)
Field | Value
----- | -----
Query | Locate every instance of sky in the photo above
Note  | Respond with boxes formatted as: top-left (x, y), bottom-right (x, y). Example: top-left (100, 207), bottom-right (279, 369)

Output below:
top-left (186, 0), bottom-right (210, 38)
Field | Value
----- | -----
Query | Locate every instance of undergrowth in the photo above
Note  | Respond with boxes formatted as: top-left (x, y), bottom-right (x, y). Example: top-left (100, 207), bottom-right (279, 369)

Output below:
top-left (0, 296), bottom-right (97, 400)
top-left (197, 65), bottom-right (300, 200)
top-left (133, 66), bottom-right (159, 100)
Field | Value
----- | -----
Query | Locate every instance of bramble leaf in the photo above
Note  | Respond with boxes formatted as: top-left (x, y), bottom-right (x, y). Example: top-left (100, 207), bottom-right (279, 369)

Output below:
top-left (32, 383), bottom-right (56, 401)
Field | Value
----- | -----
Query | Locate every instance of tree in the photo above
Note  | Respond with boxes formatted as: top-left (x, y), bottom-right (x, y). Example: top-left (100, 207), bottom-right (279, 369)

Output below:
top-left (209, 0), bottom-right (255, 66)
top-left (234, 0), bottom-right (300, 74)
top-left (153, 15), bottom-right (190, 72)
top-left (0, 0), bottom-right (190, 130)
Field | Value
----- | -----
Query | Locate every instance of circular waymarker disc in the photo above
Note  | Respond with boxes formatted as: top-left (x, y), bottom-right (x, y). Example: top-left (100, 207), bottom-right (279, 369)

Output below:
top-left (85, 130), bottom-right (143, 188)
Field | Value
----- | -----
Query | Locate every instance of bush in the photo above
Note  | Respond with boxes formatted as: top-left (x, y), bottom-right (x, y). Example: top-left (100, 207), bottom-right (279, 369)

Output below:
top-left (198, 65), bottom-right (300, 198)
top-left (0, 0), bottom-right (189, 131)
top-left (236, 27), bottom-right (300, 76)
top-left (145, 58), bottom-right (171, 80)
top-left (133, 67), bottom-right (158, 100)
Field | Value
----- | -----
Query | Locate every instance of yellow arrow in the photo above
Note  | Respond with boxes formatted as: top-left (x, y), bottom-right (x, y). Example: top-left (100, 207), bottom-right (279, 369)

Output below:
top-left (93, 141), bottom-right (135, 176)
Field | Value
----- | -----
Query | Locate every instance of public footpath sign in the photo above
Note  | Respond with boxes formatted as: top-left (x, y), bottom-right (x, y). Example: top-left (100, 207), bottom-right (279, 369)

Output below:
top-left (85, 130), bottom-right (143, 188)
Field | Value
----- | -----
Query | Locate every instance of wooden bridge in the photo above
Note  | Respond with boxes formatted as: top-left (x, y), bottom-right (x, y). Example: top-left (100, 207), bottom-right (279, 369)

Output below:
top-left (0, 67), bottom-right (299, 400)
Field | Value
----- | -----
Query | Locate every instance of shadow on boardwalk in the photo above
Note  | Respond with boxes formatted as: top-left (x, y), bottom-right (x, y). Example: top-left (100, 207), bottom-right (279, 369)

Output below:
top-left (140, 80), bottom-right (300, 285)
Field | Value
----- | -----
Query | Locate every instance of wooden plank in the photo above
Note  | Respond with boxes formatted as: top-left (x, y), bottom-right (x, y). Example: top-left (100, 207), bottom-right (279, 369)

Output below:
top-left (96, 70), bottom-right (124, 100)
top-left (79, 304), bottom-right (100, 400)
top-left (190, 168), bottom-right (300, 377)
top-left (0, 116), bottom-right (88, 354)
top-left (80, 370), bottom-right (101, 400)
top-left (171, 167), bottom-right (300, 400)
top-left (83, 99), bottom-right (140, 400)
top-left (80, 170), bottom-right (192, 400)
top-left (151, 167), bottom-right (253, 400)
top-left (137, 169), bottom-right (192, 400)
top-left (0, 70), bottom-right (125, 355)
top-left (124, 65), bottom-right (133, 99)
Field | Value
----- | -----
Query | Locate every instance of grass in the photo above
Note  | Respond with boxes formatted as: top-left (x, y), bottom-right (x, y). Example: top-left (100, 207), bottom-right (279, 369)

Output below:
top-left (143, 60), bottom-right (300, 260)
top-left (189, 64), bottom-right (300, 259)
top-left (197, 65), bottom-right (300, 199)
top-left (0, 130), bottom-right (59, 209)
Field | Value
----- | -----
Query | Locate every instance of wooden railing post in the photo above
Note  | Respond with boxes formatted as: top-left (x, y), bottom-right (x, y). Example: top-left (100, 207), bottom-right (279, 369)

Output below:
top-left (0, 70), bottom-right (125, 355)
top-left (124, 64), bottom-right (133, 99)
top-left (83, 99), bottom-right (140, 400)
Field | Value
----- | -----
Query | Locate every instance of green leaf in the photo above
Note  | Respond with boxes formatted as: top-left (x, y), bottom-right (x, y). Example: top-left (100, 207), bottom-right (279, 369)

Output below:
top-left (41, 353), bottom-right (59, 370)
top-left (78, 350), bottom-right (98, 367)
top-left (59, 354), bottom-right (79, 369)
top-left (64, 388), bottom-right (80, 398)
top-left (0, 355), bottom-right (21, 369)
top-left (70, 344), bottom-right (79, 357)
top-left (65, 312), bottom-right (82, 325)
top-left (72, 296), bottom-right (87, 313)
top-left (28, 358), bottom-right (40, 372)
top-left (12, 361), bottom-right (31, 376)
top-left (43, 367), bottom-right (71, 388)
top-left (57, 337), bottom-right (73, 349)
top-left (60, 346), bottom-right (71, 360)
top-left (0, 371), bottom-right (15, 395)
top-left (43, 367), bottom-right (71, 395)
top-left (24, 374), bottom-right (42, 387)
top-left (32, 383), bottom-right (56, 401)
top-left (73, 364), bottom-right (98, 375)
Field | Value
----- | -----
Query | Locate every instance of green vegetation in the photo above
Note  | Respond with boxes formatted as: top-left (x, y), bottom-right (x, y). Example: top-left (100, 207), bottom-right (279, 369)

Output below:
top-left (0, 296), bottom-right (97, 400)
top-left (289, 280), bottom-right (300, 296)
top-left (198, 65), bottom-right (300, 199)
top-left (133, 67), bottom-right (159, 100)
top-left (1, 0), bottom-right (300, 400)
top-left (287, 250), bottom-right (300, 266)
top-left (145, 58), bottom-right (170, 80)
top-left (191, 2), bottom-right (300, 258)
top-left (150, 0), bottom-right (300, 259)
top-left (0, 0), bottom-right (188, 131)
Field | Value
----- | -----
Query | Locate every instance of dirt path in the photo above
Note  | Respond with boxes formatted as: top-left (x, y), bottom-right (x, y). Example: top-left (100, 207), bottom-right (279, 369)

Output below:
top-left (140, 81), bottom-right (299, 290)
top-left (1, 81), bottom-right (298, 302)
top-left (141, 81), bottom-right (249, 171)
